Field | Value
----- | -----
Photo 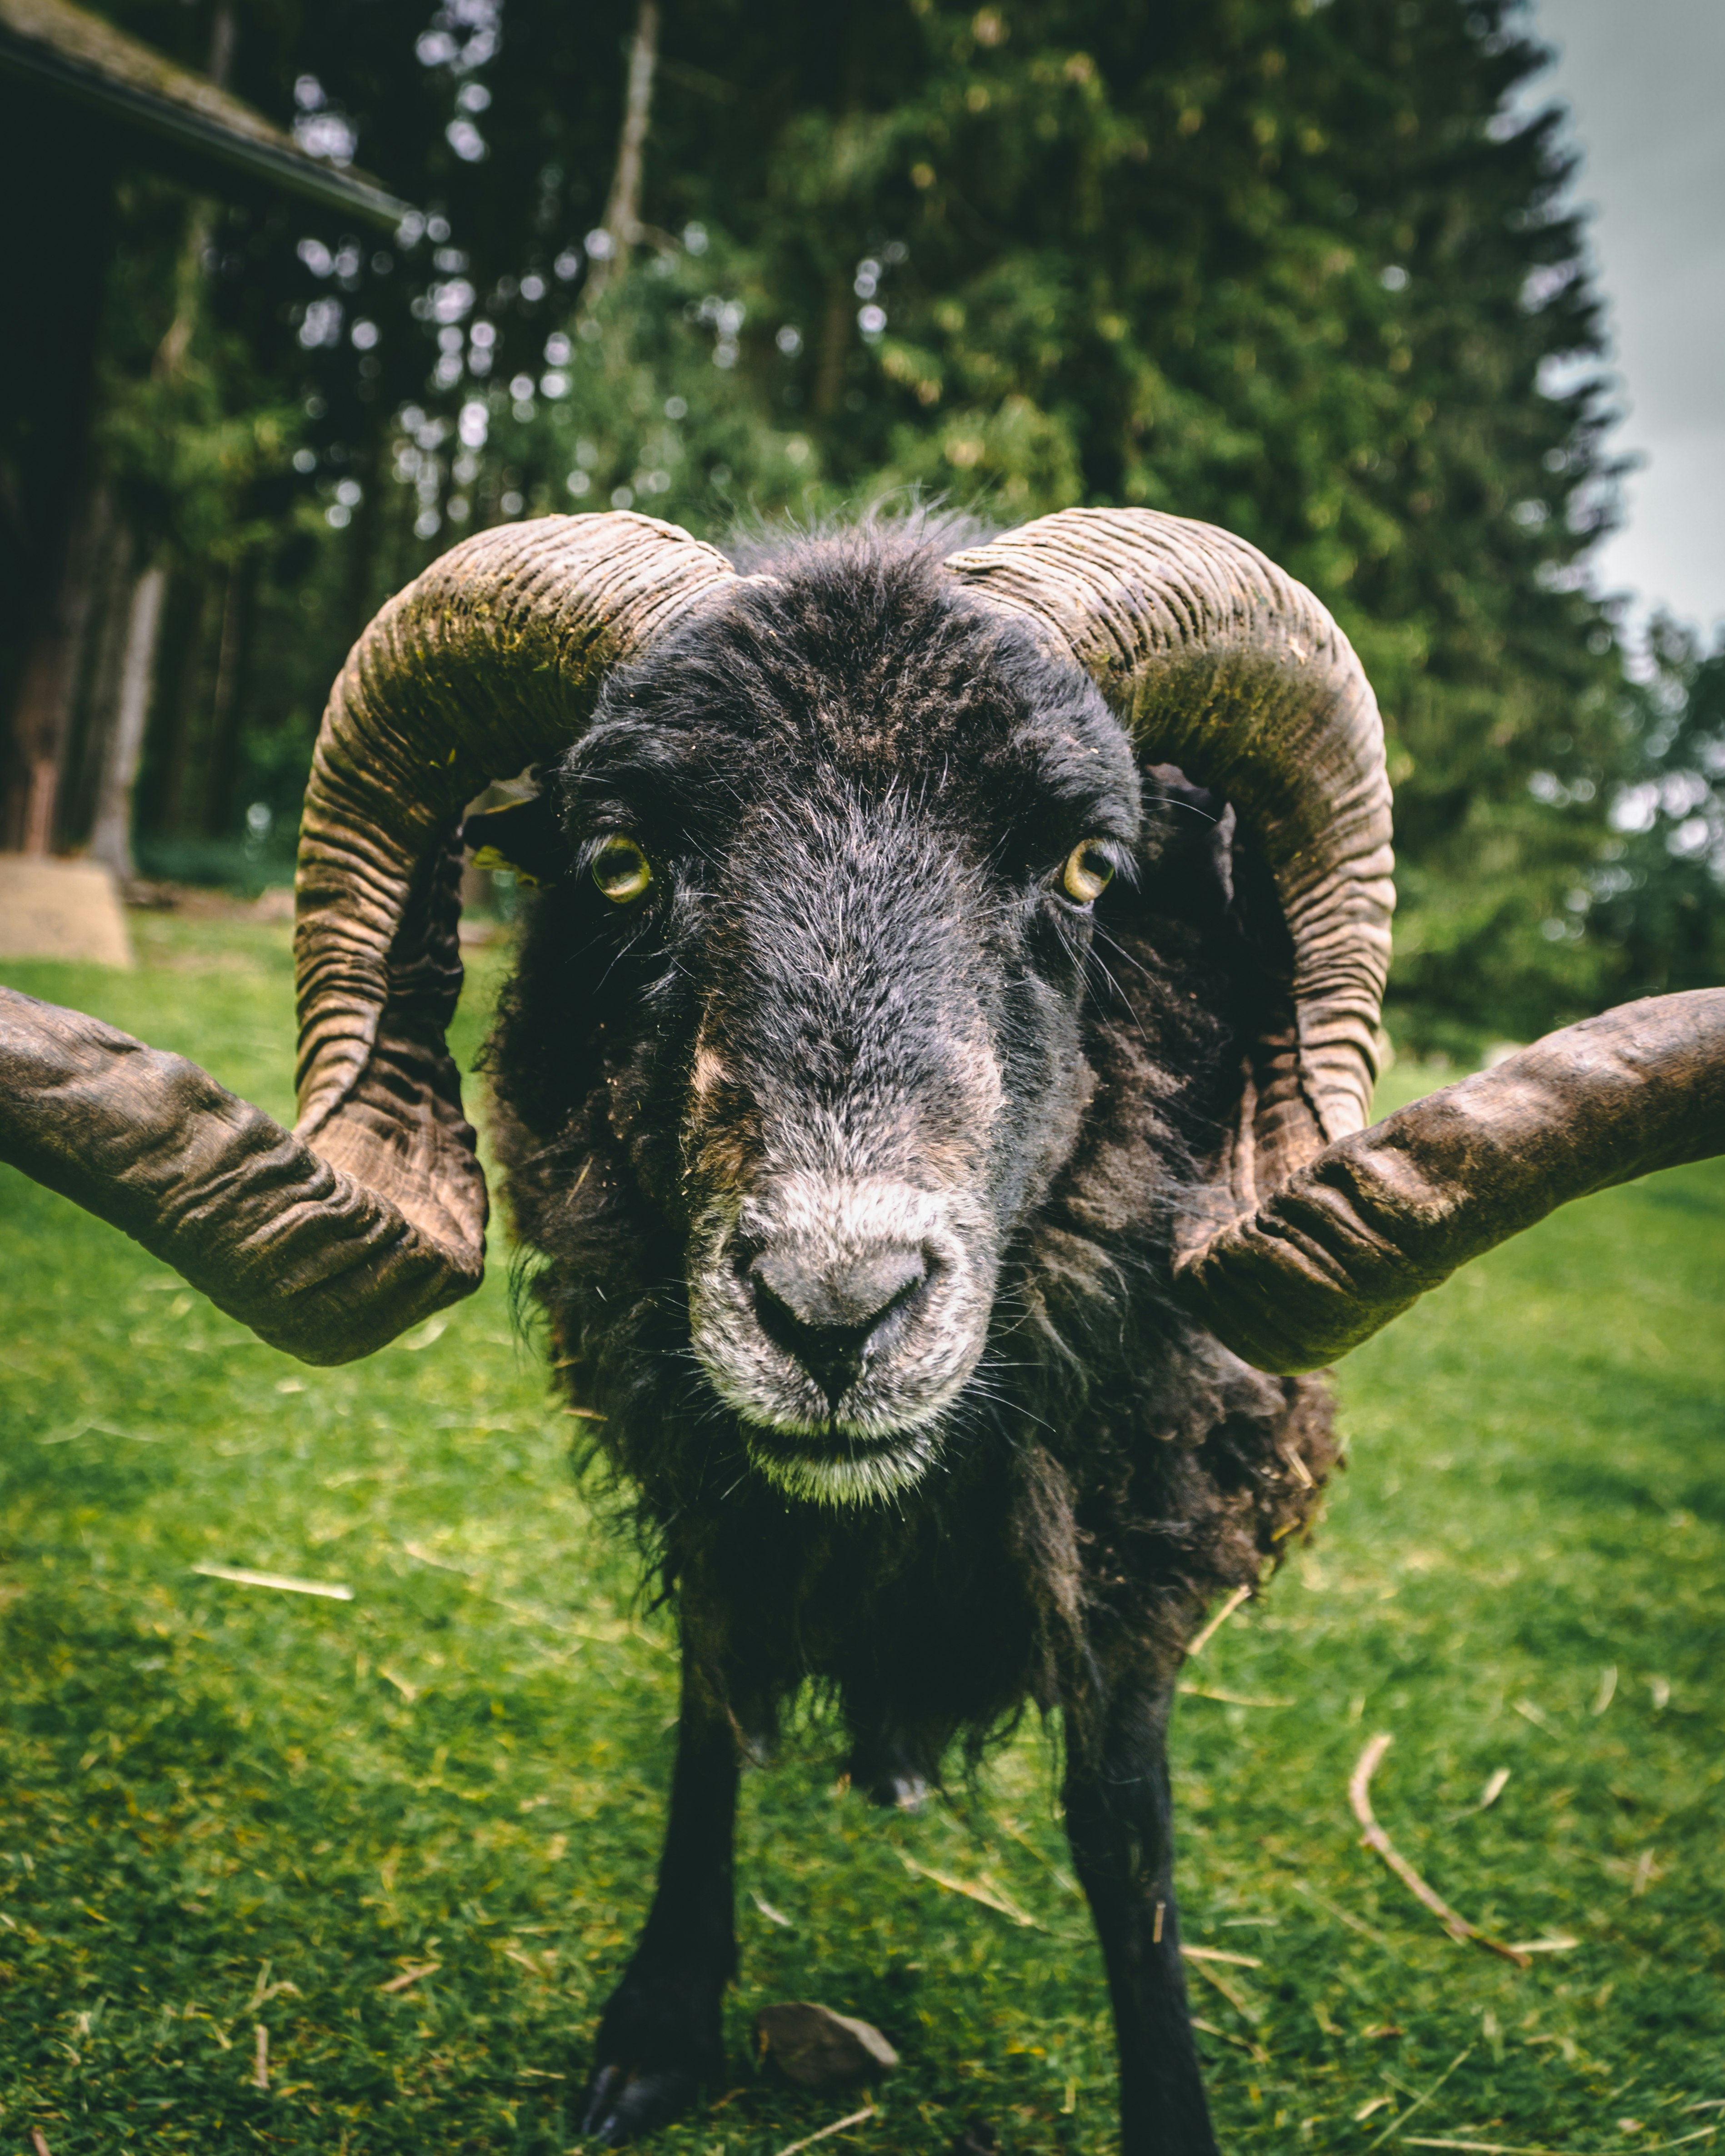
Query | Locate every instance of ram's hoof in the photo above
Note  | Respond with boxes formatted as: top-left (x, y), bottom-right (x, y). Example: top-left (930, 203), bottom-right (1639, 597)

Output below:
top-left (578, 2061), bottom-right (700, 2146)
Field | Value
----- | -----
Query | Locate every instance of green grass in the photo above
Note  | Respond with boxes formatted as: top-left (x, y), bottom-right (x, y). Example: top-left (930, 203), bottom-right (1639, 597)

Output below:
top-left (2, 918), bottom-right (1721, 2155)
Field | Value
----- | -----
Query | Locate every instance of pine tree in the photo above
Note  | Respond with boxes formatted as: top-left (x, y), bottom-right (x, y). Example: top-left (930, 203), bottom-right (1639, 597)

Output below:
top-left (1588, 622), bottom-right (1725, 1000)
top-left (57, 0), bottom-right (1698, 1035)
top-left (639, 0), bottom-right (1636, 1044)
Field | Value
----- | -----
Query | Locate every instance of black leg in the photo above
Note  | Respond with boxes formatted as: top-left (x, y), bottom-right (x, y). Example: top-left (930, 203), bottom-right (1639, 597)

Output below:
top-left (580, 1639), bottom-right (740, 2146)
top-left (1063, 1677), bottom-right (1220, 2156)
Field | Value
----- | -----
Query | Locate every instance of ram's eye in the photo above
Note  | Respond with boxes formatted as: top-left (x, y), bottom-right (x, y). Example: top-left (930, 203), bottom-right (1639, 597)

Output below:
top-left (1061, 840), bottom-right (1115, 905)
top-left (592, 835), bottom-right (653, 903)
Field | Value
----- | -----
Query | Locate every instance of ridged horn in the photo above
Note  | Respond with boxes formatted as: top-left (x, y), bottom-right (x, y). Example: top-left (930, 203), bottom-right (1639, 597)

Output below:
top-left (945, 508), bottom-right (1395, 1214)
top-left (0, 986), bottom-right (470, 1363)
top-left (294, 511), bottom-right (734, 1262)
top-left (0, 514), bottom-right (735, 1361)
top-left (1172, 991), bottom-right (1725, 1372)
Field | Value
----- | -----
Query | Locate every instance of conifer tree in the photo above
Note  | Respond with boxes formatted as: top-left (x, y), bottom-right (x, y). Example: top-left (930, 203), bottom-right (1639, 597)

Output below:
top-left (60, 0), bottom-right (1704, 1037)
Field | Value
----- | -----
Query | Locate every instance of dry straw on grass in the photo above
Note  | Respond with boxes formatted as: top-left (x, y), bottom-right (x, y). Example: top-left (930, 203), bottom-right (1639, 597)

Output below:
top-left (770, 2104), bottom-right (877, 2156)
top-left (1349, 1734), bottom-right (1530, 1967)
top-left (900, 1854), bottom-right (1045, 1930)
top-left (1183, 1582), bottom-right (1251, 1658)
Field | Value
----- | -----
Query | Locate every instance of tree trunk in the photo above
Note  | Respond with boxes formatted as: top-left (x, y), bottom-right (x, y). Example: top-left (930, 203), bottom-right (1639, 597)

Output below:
top-left (107, 2), bottom-right (239, 856)
top-left (0, 114), bottom-right (116, 851)
top-left (90, 563), bottom-right (167, 881)
top-left (579, 0), bottom-right (660, 315)
top-left (8, 485), bottom-right (107, 855)
top-left (814, 274), bottom-right (853, 418)
top-left (153, 6), bottom-right (234, 379)
top-left (202, 554), bottom-right (256, 839)
top-left (343, 425), bottom-right (388, 652)
top-left (63, 514), bottom-right (137, 849)
top-left (150, 576), bottom-right (211, 838)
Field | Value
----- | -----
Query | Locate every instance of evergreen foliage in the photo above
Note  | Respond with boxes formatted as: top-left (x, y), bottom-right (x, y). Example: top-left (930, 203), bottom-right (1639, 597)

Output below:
top-left (1589, 622), bottom-right (1725, 1001)
top-left (38, 0), bottom-right (1720, 1038)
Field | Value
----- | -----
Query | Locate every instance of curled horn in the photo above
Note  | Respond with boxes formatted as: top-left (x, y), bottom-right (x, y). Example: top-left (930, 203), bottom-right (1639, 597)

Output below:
top-left (294, 513), bottom-right (733, 1255)
top-left (0, 514), bottom-right (735, 1362)
top-left (947, 510), bottom-right (1725, 1374)
top-left (1173, 990), bottom-right (1725, 1372)
top-left (946, 508), bottom-right (1396, 1215)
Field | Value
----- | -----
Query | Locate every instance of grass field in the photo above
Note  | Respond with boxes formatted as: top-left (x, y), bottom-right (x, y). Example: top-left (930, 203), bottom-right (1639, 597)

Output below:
top-left (2, 914), bottom-right (1721, 2156)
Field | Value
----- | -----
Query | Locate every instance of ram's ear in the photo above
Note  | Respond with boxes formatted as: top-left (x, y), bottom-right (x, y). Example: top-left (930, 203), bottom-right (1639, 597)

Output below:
top-left (1140, 763), bottom-right (1238, 923)
top-left (463, 795), bottom-right (567, 888)
top-left (946, 509), bottom-right (1394, 1224)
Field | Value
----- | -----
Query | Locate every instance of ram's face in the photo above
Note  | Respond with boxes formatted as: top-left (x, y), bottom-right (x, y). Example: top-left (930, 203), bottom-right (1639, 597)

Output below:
top-left (561, 563), bottom-right (1140, 1502)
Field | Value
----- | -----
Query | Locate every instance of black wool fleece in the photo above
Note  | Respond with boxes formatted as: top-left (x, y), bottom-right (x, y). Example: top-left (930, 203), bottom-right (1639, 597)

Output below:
top-left (482, 518), bottom-right (1335, 1785)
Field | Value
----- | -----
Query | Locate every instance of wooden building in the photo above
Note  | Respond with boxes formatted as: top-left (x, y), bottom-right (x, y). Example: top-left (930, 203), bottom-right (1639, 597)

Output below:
top-left (0, 0), bottom-right (408, 857)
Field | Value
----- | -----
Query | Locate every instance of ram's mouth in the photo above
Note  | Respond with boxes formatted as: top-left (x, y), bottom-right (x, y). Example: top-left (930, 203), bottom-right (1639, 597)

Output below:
top-left (742, 1422), bottom-right (942, 1506)
top-left (684, 1178), bottom-right (998, 1501)
top-left (694, 1319), bottom-right (981, 1502)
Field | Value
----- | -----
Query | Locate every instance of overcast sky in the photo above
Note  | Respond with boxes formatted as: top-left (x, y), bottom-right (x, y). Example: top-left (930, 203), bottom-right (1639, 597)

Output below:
top-left (1527, 0), bottom-right (1725, 640)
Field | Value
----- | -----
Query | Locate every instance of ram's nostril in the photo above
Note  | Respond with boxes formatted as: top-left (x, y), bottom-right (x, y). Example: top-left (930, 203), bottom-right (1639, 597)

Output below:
top-left (750, 1243), bottom-right (929, 1333)
top-left (749, 1244), bottom-right (930, 1408)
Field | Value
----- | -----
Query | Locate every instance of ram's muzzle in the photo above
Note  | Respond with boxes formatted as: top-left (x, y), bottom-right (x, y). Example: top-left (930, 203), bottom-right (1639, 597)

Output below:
top-left (688, 1168), bottom-right (1000, 1502)
top-left (672, 811), bottom-right (1020, 1502)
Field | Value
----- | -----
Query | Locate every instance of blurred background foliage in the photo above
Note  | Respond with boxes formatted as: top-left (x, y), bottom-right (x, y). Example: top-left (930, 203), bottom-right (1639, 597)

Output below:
top-left (1, 0), bottom-right (1720, 1048)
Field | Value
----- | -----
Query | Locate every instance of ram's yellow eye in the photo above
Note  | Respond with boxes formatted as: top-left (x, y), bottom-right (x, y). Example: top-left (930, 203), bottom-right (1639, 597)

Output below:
top-left (1062, 840), bottom-right (1115, 905)
top-left (592, 835), bottom-right (653, 903)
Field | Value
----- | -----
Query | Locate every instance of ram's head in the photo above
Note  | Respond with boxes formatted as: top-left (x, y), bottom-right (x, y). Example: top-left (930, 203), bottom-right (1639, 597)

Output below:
top-left (3, 511), bottom-right (1720, 1475)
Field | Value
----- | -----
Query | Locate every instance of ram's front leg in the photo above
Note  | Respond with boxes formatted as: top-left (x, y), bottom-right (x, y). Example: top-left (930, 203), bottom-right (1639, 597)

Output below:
top-left (1063, 1676), bottom-right (1220, 2156)
top-left (580, 1641), bottom-right (740, 2146)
